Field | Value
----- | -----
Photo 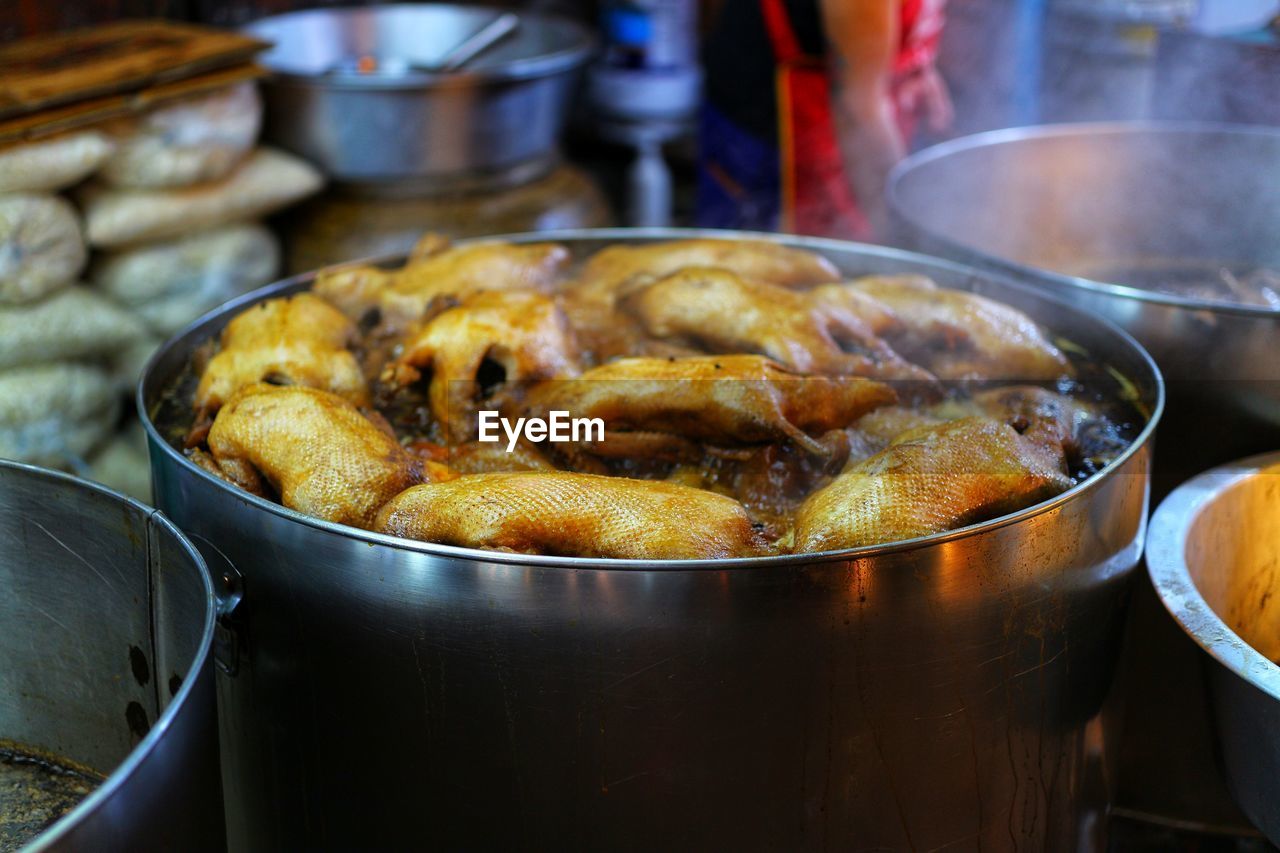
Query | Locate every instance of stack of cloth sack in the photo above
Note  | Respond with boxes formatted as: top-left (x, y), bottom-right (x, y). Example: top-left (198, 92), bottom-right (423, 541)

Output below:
top-left (0, 81), bottom-right (322, 499)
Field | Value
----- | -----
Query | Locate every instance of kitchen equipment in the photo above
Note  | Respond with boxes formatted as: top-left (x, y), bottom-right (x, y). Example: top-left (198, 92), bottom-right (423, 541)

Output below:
top-left (889, 122), bottom-right (1280, 492)
top-left (1147, 451), bottom-right (1280, 845)
top-left (425, 11), bottom-right (520, 73)
top-left (282, 163), bottom-right (611, 272)
top-left (243, 5), bottom-right (594, 186)
top-left (587, 0), bottom-right (701, 225)
top-left (889, 124), bottom-right (1279, 835)
top-left (0, 460), bottom-right (223, 850)
top-left (140, 228), bottom-right (1161, 851)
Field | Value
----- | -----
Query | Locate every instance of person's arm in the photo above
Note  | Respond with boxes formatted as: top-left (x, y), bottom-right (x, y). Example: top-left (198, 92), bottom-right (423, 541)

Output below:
top-left (818, 0), bottom-right (903, 238)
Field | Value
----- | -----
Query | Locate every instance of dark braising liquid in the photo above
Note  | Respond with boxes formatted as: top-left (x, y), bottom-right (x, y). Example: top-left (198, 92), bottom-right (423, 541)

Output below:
top-left (0, 743), bottom-right (104, 850)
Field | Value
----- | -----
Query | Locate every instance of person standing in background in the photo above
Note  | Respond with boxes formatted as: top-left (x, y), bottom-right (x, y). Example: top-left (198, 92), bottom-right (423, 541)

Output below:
top-left (698, 0), bottom-right (951, 240)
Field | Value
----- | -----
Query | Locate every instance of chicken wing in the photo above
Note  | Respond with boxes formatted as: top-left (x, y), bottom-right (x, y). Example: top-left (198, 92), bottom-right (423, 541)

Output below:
top-left (205, 384), bottom-right (426, 528)
top-left (844, 275), bottom-right (1072, 381)
top-left (525, 354), bottom-right (895, 455)
top-left (793, 416), bottom-right (1073, 551)
top-left (382, 290), bottom-right (579, 440)
top-left (564, 239), bottom-right (841, 359)
top-left (314, 239), bottom-right (570, 330)
top-left (626, 267), bottom-right (934, 383)
top-left (194, 293), bottom-right (368, 418)
top-left (375, 471), bottom-right (767, 558)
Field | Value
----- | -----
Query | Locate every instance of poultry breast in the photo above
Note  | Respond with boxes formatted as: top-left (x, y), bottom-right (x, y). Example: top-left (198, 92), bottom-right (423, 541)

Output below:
top-left (193, 293), bottom-right (368, 419)
top-left (313, 238), bottom-right (570, 330)
top-left (376, 471), bottom-right (767, 559)
top-left (179, 236), bottom-right (1135, 558)
top-left (381, 290), bottom-right (579, 440)
top-left (204, 384), bottom-right (426, 528)
top-left (626, 267), bottom-right (934, 384)
top-left (845, 275), bottom-right (1072, 381)
top-left (525, 354), bottom-right (896, 456)
top-left (793, 416), bottom-right (1074, 551)
top-left (564, 239), bottom-right (841, 359)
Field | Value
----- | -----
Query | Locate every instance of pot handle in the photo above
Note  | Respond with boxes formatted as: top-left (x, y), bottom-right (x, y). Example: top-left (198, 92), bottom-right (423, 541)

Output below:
top-left (188, 533), bottom-right (244, 677)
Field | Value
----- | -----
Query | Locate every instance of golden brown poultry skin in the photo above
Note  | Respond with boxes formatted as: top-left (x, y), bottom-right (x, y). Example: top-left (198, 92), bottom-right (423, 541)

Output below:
top-left (574, 238), bottom-right (840, 296)
top-left (564, 239), bottom-right (841, 359)
top-left (313, 239), bottom-right (570, 330)
top-left (793, 416), bottom-right (1074, 551)
top-left (181, 237), bottom-right (1131, 558)
top-left (375, 471), bottom-right (767, 559)
top-left (852, 385), bottom-right (1093, 455)
top-left (525, 354), bottom-right (896, 455)
top-left (626, 267), bottom-right (934, 383)
top-left (845, 275), bottom-right (1073, 381)
top-left (382, 290), bottom-right (579, 440)
top-left (193, 293), bottom-right (368, 418)
top-left (205, 384), bottom-right (426, 528)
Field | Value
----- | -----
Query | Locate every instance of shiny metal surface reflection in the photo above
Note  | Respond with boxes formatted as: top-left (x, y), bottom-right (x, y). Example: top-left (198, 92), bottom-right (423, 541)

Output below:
top-left (0, 461), bottom-right (222, 851)
top-left (889, 123), bottom-right (1280, 487)
top-left (1148, 452), bottom-right (1280, 845)
top-left (244, 5), bottom-right (594, 184)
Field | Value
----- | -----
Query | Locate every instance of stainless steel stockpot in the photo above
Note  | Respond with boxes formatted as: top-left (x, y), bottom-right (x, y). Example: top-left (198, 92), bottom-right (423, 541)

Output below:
top-left (244, 5), bottom-right (594, 186)
top-left (1147, 452), bottom-right (1280, 845)
top-left (140, 229), bottom-right (1163, 851)
top-left (0, 461), bottom-right (223, 851)
top-left (888, 122), bottom-right (1280, 489)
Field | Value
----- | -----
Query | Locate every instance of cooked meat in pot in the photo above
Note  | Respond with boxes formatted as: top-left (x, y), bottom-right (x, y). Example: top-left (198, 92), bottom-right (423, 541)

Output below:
top-left (201, 384), bottom-right (428, 528)
top-left (193, 293), bottom-right (368, 419)
top-left (625, 267), bottom-right (934, 384)
top-left (180, 234), bottom-right (1135, 559)
top-left (376, 471), bottom-right (767, 559)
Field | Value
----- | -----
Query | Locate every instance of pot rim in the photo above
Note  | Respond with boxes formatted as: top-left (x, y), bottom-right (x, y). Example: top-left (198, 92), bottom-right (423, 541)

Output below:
top-left (245, 4), bottom-right (596, 92)
top-left (137, 226), bottom-right (1164, 571)
top-left (888, 120), bottom-right (1280, 320)
top-left (5, 460), bottom-right (218, 851)
top-left (1146, 450), bottom-right (1280, 705)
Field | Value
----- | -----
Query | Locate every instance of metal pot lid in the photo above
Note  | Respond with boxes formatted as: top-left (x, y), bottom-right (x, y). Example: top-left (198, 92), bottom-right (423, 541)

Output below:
top-left (244, 4), bottom-right (595, 90)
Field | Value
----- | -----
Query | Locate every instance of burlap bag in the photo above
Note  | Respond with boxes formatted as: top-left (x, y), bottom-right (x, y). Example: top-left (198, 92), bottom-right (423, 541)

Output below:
top-left (0, 193), bottom-right (86, 303)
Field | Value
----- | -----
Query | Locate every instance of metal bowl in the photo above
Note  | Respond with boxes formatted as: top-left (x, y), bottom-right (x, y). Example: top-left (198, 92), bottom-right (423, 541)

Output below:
top-left (889, 123), bottom-right (1280, 486)
top-left (140, 228), bottom-right (1162, 850)
top-left (0, 461), bottom-right (223, 851)
top-left (244, 4), bottom-right (594, 185)
top-left (1147, 452), bottom-right (1280, 845)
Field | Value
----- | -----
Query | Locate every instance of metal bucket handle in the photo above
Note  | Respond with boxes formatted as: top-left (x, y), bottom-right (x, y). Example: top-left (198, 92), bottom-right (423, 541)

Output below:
top-left (186, 533), bottom-right (244, 677)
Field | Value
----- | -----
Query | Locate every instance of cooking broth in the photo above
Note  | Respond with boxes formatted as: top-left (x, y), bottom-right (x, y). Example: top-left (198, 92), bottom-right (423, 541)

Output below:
top-left (0, 743), bottom-right (103, 851)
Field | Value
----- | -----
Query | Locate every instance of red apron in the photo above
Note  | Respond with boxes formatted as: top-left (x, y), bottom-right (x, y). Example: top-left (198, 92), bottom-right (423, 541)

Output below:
top-left (761, 0), bottom-right (942, 239)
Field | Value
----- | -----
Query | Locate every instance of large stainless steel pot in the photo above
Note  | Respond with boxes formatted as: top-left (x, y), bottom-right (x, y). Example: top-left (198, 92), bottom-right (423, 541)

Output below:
top-left (1147, 452), bottom-right (1280, 845)
top-left (888, 123), bottom-right (1280, 491)
top-left (888, 126), bottom-right (1280, 832)
top-left (244, 5), bottom-right (594, 186)
top-left (0, 461), bottom-right (223, 851)
top-left (140, 229), bottom-right (1162, 851)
